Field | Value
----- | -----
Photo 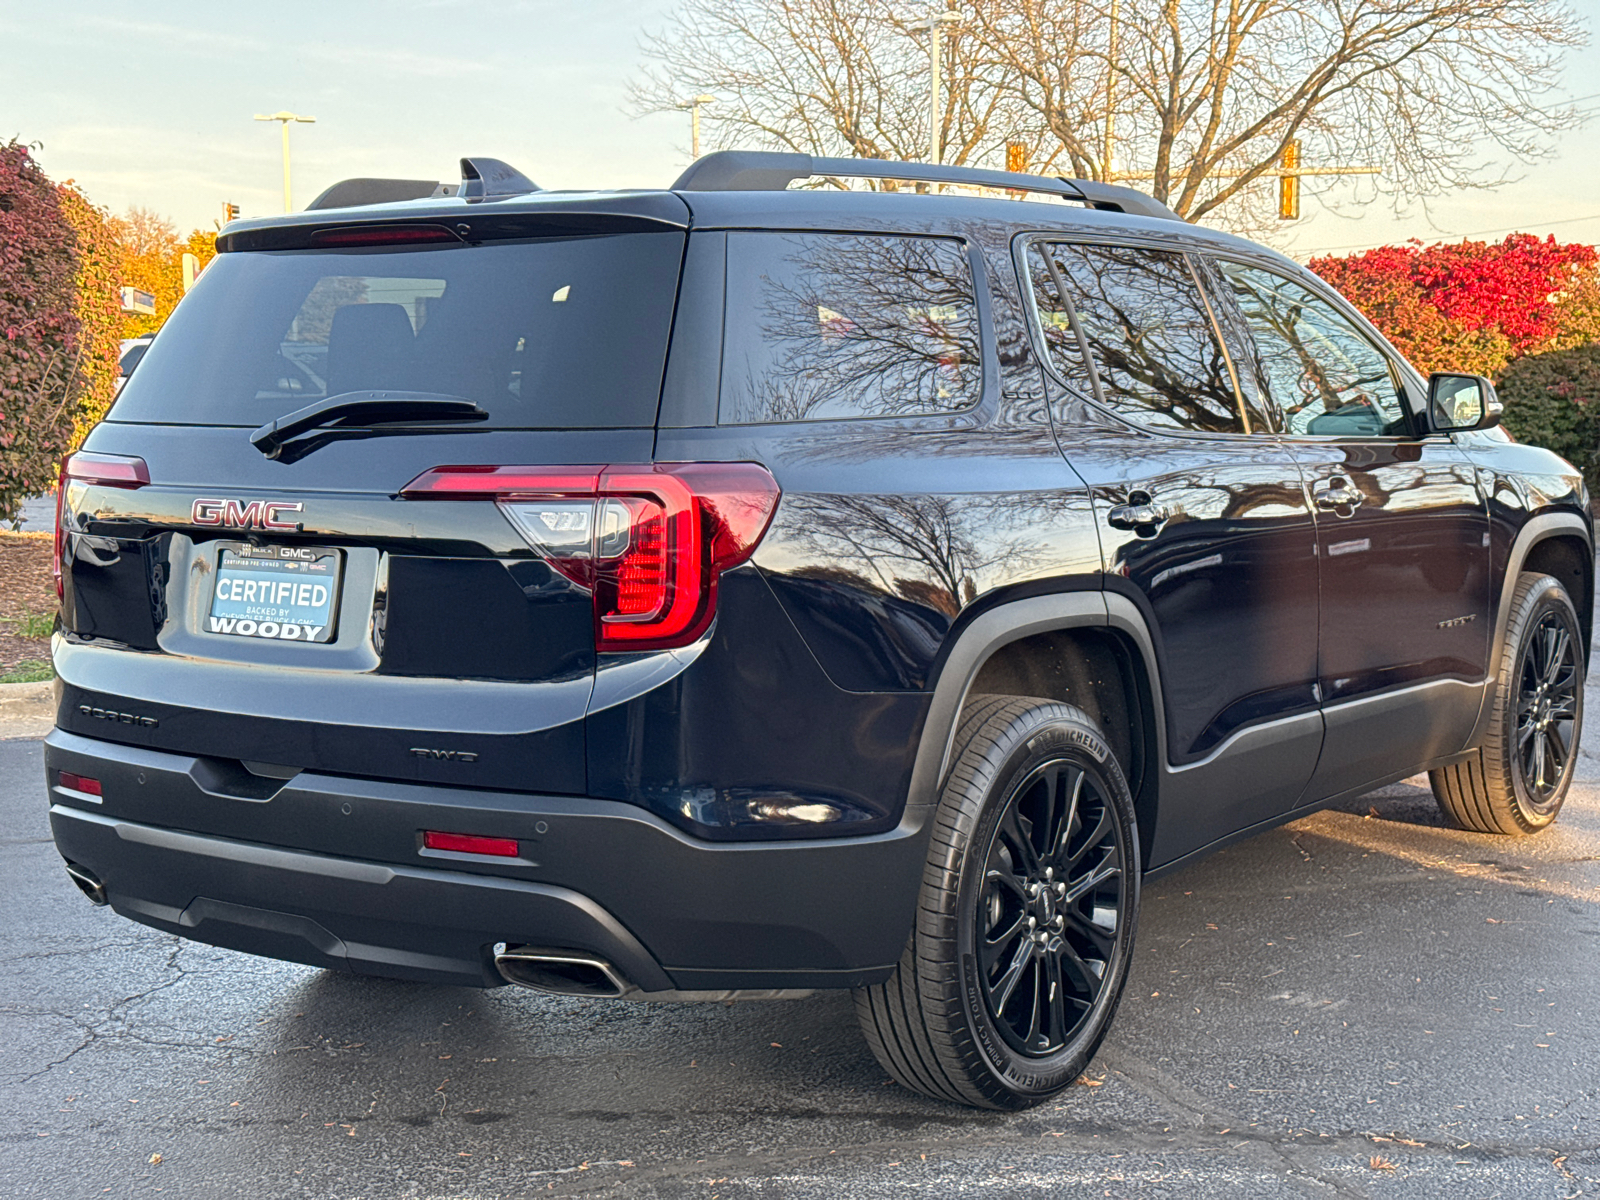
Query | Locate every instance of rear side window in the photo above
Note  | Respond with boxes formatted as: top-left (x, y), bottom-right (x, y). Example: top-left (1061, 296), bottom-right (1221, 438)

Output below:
top-left (720, 232), bottom-right (982, 424)
top-left (109, 232), bottom-right (684, 428)
top-left (1030, 242), bottom-right (1245, 434)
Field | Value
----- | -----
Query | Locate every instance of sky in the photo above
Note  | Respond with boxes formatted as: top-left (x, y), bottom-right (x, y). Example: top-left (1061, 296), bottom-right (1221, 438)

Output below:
top-left (4, 0), bottom-right (1600, 263)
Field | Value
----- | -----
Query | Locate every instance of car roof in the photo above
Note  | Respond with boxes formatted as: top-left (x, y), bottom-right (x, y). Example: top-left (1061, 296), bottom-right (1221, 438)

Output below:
top-left (215, 154), bottom-right (1302, 279)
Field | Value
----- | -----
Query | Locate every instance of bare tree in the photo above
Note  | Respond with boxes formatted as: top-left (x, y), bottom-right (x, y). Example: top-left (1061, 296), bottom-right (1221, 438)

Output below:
top-left (634, 0), bottom-right (1584, 226)
top-left (631, 0), bottom-right (1051, 170)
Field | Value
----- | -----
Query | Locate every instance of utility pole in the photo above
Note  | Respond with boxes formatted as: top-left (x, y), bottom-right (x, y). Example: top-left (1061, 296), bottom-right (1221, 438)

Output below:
top-left (254, 111), bottom-right (316, 213)
top-left (911, 9), bottom-right (961, 165)
top-left (1103, 0), bottom-right (1120, 181)
top-left (678, 94), bottom-right (715, 160)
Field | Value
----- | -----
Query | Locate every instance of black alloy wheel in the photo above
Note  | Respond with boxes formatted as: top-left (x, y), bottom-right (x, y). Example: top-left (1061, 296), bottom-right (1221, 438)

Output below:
top-left (855, 695), bottom-right (1140, 1109)
top-left (1514, 611), bottom-right (1580, 811)
top-left (1433, 571), bottom-right (1585, 835)
top-left (978, 759), bottom-right (1124, 1057)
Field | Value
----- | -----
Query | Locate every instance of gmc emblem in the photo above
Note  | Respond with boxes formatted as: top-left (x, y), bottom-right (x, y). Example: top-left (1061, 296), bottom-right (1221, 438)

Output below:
top-left (191, 498), bottom-right (304, 531)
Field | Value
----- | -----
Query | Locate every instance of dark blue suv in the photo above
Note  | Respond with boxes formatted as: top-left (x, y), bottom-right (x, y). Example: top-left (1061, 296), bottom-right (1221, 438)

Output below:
top-left (45, 152), bottom-right (1591, 1109)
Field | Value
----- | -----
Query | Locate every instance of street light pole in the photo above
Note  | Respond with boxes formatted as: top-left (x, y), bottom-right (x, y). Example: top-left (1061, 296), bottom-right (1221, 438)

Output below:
top-left (911, 10), bottom-right (961, 165)
top-left (254, 111), bottom-right (316, 213)
top-left (1103, 0), bottom-right (1119, 181)
top-left (678, 94), bottom-right (716, 160)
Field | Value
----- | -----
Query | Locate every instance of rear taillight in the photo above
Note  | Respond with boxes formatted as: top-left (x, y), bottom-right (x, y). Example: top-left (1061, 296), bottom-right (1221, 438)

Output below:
top-left (401, 462), bottom-right (781, 651)
top-left (54, 451), bottom-right (150, 599)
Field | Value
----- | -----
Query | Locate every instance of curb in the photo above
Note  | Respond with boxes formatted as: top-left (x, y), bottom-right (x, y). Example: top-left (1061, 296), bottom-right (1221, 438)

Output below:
top-left (0, 680), bottom-right (53, 704)
top-left (0, 679), bottom-right (54, 740)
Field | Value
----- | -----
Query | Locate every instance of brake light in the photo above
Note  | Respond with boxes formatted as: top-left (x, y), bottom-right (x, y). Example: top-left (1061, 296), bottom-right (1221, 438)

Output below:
top-left (423, 830), bottom-right (519, 857)
top-left (54, 451), bottom-right (150, 599)
top-left (310, 224), bottom-right (461, 247)
top-left (401, 462), bottom-right (781, 651)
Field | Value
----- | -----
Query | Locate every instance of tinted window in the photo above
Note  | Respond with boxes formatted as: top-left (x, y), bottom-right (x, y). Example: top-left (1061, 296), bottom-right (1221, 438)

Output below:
top-left (1215, 261), bottom-right (1406, 437)
top-left (109, 233), bottom-right (684, 428)
top-left (720, 232), bottom-right (982, 424)
top-left (1031, 243), bottom-right (1245, 434)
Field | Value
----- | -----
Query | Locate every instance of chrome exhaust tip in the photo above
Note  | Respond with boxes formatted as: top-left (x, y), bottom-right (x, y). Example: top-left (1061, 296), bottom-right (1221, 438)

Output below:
top-left (493, 946), bottom-right (629, 998)
top-left (64, 862), bottom-right (107, 906)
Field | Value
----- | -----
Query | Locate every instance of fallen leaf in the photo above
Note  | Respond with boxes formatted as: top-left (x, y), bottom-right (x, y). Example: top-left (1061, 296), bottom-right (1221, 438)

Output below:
top-left (770, 1043), bottom-right (782, 1048)
top-left (148, 1154), bottom-right (162, 1165)
top-left (1369, 1156), bottom-right (1397, 1171)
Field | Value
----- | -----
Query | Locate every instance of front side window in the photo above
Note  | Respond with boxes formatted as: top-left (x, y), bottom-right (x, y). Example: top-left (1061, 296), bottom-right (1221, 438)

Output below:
top-left (1030, 242), bottom-right (1246, 434)
top-left (1215, 261), bottom-right (1407, 437)
top-left (720, 232), bottom-right (983, 424)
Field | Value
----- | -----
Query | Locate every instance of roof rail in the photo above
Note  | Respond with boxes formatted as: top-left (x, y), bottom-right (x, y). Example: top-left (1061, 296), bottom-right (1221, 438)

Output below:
top-left (670, 151), bottom-right (1183, 222)
top-left (306, 178), bottom-right (452, 211)
top-left (304, 158), bottom-right (540, 212)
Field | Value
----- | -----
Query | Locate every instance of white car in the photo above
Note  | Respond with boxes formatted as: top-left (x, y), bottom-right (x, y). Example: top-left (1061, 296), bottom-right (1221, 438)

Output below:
top-left (114, 335), bottom-right (156, 395)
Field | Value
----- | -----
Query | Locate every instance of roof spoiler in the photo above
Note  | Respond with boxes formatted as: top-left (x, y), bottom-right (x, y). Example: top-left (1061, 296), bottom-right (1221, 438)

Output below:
top-left (304, 157), bottom-right (540, 212)
top-left (669, 151), bottom-right (1183, 222)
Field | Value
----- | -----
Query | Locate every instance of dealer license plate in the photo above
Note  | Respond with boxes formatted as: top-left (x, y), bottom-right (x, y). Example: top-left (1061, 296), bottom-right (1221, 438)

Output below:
top-left (207, 544), bottom-right (342, 643)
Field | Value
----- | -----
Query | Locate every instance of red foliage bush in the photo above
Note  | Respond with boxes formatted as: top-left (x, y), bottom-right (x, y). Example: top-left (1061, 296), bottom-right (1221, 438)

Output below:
top-left (0, 139), bottom-right (83, 525)
top-left (1309, 235), bottom-right (1600, 379)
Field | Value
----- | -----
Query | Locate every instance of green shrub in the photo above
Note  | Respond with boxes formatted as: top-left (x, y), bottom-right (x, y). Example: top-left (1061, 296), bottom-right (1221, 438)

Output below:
top-left (1497, 343), bottom-right (1600, 494)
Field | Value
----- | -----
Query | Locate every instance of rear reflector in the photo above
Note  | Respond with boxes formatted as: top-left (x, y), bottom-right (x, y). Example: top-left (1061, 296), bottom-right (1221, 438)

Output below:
top-left (423, 830), bottom-right (520, 857)
top-left (400, 462), bottom-right (781, 651)
top-left (57, 771), bottom-right (103, 797)
top-left (310, 224), bottom-right (462, 247)
top-left (56, 451), bottom-right (151, 599)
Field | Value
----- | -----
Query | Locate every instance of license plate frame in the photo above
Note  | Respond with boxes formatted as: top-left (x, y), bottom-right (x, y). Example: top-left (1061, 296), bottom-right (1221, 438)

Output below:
top-left (206, 542), bottom-right (344, 644)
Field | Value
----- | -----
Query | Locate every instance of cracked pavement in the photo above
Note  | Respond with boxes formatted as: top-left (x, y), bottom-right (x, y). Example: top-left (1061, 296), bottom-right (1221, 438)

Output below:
top-left (4, 679), bottom-right (1600, 1198)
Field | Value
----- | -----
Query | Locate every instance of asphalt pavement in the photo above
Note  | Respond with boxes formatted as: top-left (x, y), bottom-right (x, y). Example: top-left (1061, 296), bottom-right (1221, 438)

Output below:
top-left (4, 683), bottom-right (1600, 1198)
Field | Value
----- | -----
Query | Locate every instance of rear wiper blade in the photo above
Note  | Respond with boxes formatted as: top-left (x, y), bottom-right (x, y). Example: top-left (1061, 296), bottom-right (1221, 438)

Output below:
top-left (251, 391), bottom-right (488, 459)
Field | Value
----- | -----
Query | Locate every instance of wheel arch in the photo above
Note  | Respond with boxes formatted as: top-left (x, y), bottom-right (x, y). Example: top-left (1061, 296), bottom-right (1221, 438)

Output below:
top-left (1465, 509), bottom-right (1594, 751)
top-left (1492, 512), bottom-right (1593, 670)
top-left (907, 591), bottom-right (1168, 869)
top-left (1520, 528), bottom-right (1593, 666)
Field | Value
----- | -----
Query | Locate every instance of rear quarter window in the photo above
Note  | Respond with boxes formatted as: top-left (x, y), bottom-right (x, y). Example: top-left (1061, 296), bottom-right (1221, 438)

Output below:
top-left (109, 232), bottom-right (685, 429)
top-left (719, 232), bottom-right (983, 424)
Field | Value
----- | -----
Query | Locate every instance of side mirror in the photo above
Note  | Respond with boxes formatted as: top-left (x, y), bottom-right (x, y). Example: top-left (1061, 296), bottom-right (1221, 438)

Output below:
top-left (1427, 373), bottom-right (1502, 432)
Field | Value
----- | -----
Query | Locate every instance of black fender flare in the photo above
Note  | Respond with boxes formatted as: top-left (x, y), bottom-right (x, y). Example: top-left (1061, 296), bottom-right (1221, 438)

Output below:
top-left (902, 591), bottom-right (1170, 821)
top-left (1464, 509), bottom-right (1593, 749)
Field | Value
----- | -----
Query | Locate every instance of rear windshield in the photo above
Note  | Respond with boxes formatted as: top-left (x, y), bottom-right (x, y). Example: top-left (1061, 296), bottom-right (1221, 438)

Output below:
top-left (109, 232), bottom-right (685, 428)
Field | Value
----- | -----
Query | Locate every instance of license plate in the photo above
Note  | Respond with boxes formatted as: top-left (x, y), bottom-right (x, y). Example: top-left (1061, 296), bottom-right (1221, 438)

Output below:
top-left (207, 544), bottom-right (342, 643)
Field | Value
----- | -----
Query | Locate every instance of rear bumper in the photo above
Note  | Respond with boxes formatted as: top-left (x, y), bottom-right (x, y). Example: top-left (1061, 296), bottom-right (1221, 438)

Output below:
top-left (44, 730), bottom-right (926, 991)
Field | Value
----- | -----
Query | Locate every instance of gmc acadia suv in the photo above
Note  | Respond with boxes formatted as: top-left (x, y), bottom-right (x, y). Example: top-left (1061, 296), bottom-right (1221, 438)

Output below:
top-left (45, 152), bottom-right (1591, 1109)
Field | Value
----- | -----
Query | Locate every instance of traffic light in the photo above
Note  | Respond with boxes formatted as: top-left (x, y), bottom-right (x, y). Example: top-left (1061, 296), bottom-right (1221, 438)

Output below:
top-left (1005, 141), bottom-right (1028, 174)
top-left (223, 202), bottom-right (240, 223)
top-left (1277, 140), bottom-right (1301, 221)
